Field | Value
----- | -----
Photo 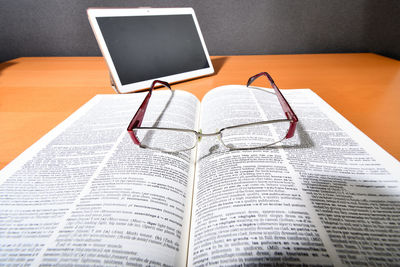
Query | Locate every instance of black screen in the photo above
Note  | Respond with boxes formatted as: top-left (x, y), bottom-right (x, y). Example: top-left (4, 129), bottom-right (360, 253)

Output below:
top-left (96, 15), bottom-right (210, 85)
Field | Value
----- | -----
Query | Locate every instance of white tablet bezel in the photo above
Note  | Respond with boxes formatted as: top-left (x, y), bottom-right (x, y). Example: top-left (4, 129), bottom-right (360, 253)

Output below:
top-left (88, 7), bottom-right (214, 94)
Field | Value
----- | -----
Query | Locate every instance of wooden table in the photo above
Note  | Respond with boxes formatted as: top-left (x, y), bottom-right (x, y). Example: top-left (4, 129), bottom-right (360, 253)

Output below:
top-left (0, 53), bottom-right (399, 169)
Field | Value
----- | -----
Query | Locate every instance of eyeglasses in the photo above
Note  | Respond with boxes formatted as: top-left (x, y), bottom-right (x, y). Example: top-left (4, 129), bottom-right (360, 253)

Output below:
top-left (127, 72), bottom-right (298, 152)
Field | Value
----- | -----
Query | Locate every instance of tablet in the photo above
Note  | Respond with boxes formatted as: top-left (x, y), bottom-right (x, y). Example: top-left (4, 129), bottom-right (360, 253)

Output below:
top-left (88, 8), bottom-right (214, 93)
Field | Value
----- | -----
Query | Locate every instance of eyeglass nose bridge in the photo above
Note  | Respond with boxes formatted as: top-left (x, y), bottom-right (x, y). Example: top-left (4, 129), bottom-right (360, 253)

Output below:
top-left (195, 129), bottom-right (221, 142)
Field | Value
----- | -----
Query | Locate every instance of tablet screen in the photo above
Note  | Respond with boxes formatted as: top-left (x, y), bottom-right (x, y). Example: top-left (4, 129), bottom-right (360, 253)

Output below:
top-left (96, 15), bottom-right (210, 86)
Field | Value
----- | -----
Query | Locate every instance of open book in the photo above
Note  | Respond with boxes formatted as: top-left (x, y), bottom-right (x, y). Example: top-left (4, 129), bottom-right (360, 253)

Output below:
top-left (1, 85), bottom-right (399, 266)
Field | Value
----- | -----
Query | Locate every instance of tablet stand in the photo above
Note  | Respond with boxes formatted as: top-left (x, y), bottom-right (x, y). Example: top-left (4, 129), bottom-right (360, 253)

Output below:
top-left (109, 72), bottom-right (119, 94)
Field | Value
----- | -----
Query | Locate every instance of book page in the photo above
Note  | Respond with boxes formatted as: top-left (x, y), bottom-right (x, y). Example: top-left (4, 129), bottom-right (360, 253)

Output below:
top-left (188, 85), bottom-right (400, 266)
top-left (0, 90), bottom-right (199, 266)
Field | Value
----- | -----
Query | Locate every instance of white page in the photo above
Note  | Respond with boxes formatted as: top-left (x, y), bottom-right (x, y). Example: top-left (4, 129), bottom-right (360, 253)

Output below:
top-left (188, 86), bottom-right (400, 266)
top-left (0, 91), bottom-right (199, 266)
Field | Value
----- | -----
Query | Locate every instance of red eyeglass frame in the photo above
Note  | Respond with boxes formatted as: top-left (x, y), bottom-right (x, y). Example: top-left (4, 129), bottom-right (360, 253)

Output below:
top-left (127, 72), bottom-right (298, 146)
top-left (247, 72), bottom-right (298, 139)
top-left (127, 80), bottom-right (172, 145)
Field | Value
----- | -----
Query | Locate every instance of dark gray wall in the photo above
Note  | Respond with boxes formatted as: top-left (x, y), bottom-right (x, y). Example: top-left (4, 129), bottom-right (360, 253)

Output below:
top-left (1, 0), bottom-right (399, 62)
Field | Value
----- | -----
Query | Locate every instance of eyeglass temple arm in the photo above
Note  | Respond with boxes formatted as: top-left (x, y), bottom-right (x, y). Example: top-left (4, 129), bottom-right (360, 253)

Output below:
top-left (247, 72), bottom-right (298, 138)
top-left (127, 80), bottom-right (172, 144)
